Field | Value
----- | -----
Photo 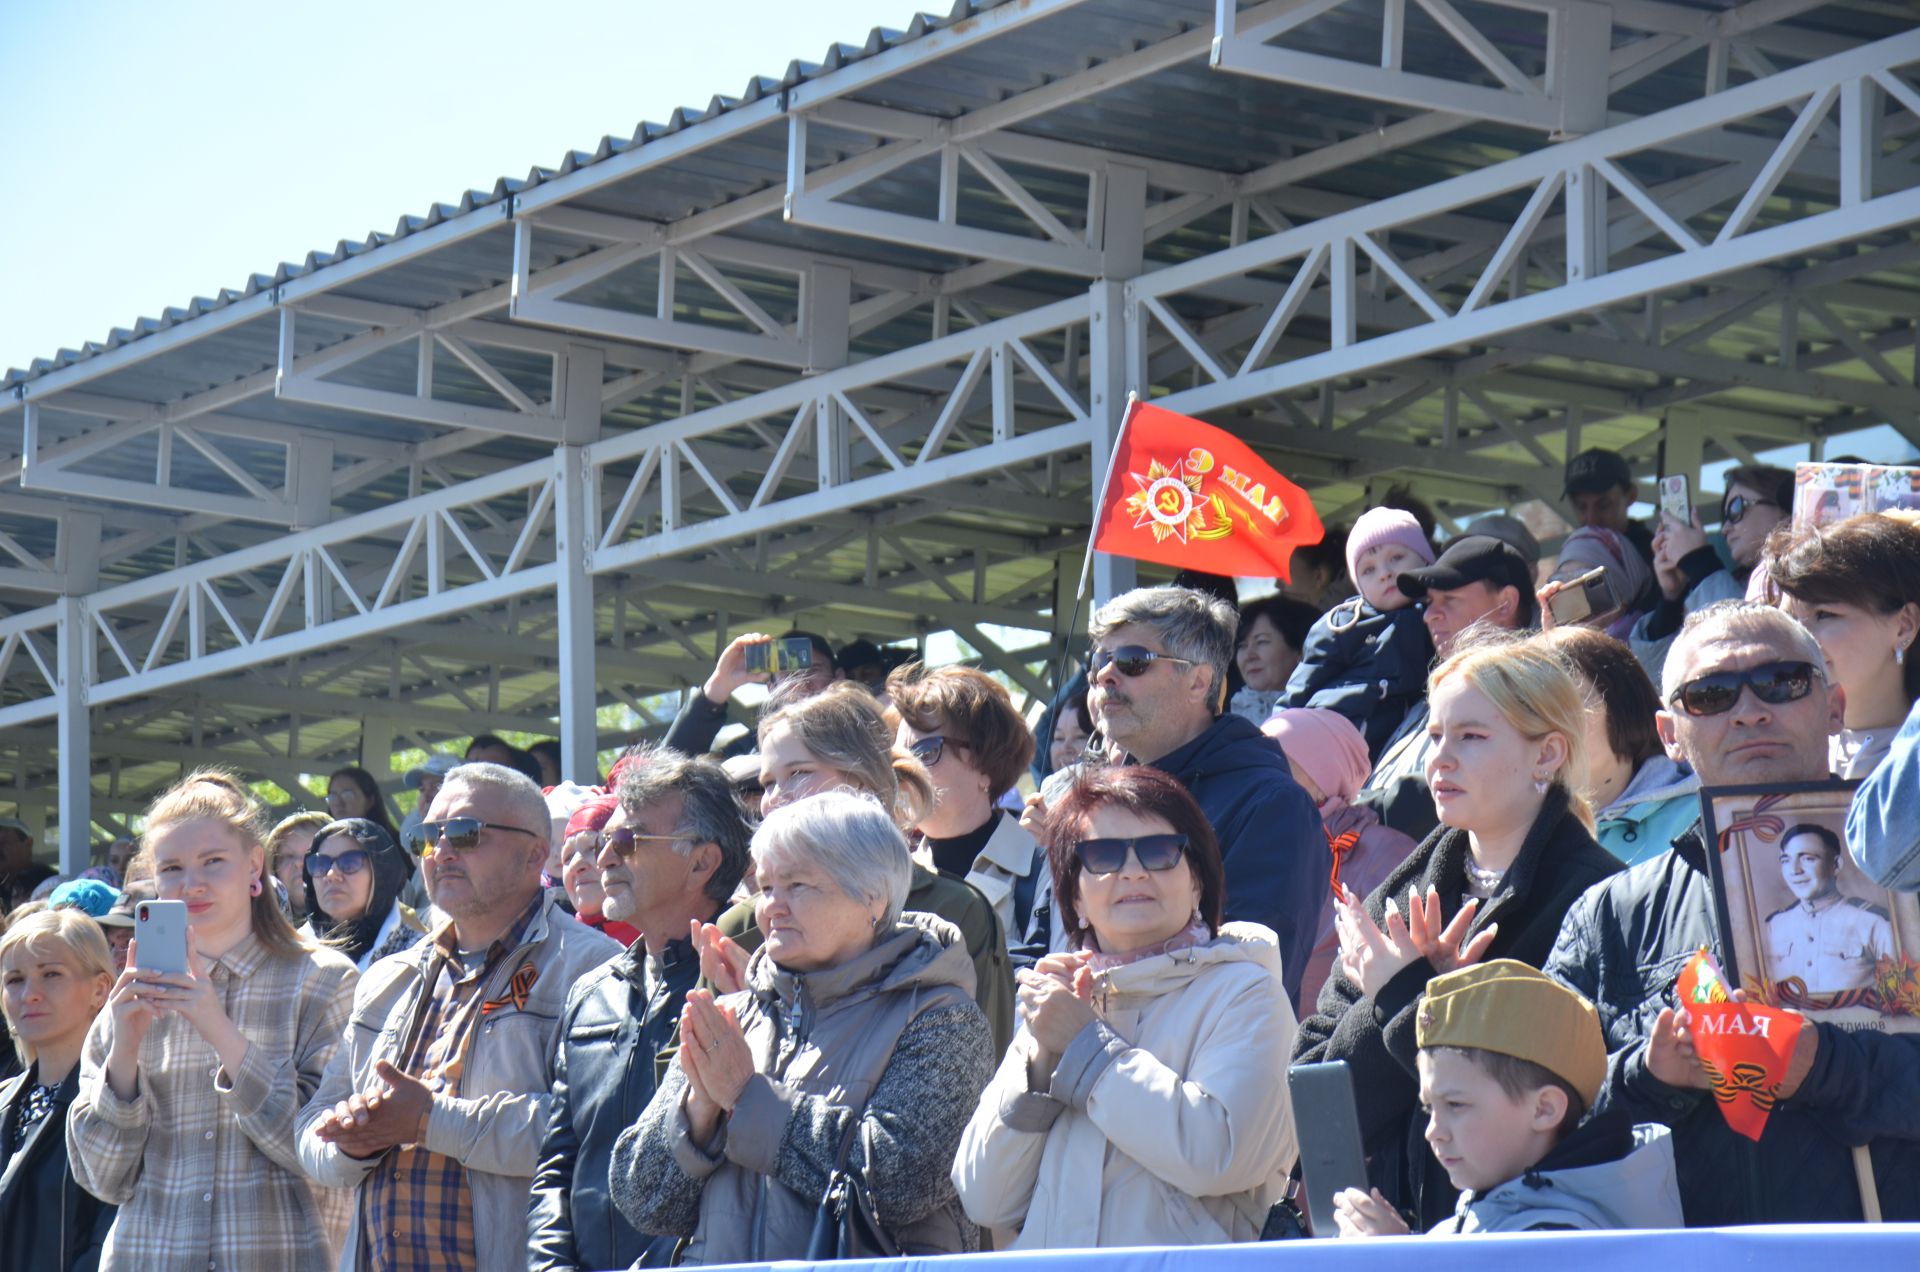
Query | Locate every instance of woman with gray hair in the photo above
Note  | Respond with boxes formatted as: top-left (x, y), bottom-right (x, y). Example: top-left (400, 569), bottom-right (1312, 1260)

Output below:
top-left (609, 790), bottom-right (995, 1263)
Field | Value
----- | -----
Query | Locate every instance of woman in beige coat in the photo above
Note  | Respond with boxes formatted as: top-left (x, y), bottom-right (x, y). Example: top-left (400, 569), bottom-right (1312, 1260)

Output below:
top-left (952, 765), bottom-right (1298, 1248)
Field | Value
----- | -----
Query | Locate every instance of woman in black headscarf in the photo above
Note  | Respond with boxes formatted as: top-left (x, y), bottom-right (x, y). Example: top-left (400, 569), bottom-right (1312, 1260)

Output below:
top-left (299, 818), bottom-right (426, 970)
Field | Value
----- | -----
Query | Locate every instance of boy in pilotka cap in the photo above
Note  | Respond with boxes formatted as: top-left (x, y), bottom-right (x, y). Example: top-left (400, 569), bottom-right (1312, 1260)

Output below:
top-left (1336, 961), bottom-right (1683, 1235)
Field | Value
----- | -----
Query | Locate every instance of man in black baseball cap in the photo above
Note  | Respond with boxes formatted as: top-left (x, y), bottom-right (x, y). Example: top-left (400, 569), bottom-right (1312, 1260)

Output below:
top-left (1564, 447), bottom-right (1655, 567)
top-left (1358, 535), bottom-right (1541, 840)
top-left (1396, 534), bottom-right (1537, 661)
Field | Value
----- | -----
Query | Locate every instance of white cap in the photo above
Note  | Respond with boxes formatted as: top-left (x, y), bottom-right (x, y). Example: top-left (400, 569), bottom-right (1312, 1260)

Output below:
top-left (403, 753), bottom-right (463, 789)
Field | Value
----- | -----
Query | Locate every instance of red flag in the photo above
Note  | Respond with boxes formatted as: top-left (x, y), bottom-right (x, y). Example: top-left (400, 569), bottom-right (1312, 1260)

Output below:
top-left (1091, 402), bottom-right (1324, 580)
top-left (1675, 949), bottom-right (1805, 1142)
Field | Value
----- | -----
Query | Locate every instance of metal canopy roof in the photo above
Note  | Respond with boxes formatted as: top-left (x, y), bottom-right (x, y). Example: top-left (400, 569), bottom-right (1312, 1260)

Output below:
top-left (4, 0), bottom-right (1918, 860)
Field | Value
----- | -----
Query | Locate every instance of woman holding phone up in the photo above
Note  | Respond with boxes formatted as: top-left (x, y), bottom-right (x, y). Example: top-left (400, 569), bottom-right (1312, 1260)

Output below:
top-left (66, 770), bottom-right (360, 1271)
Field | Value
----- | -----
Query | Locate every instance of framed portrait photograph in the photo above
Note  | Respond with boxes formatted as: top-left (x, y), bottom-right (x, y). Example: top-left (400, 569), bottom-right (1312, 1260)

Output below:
top-left (1702, 780), bottom-right (1920, 1033)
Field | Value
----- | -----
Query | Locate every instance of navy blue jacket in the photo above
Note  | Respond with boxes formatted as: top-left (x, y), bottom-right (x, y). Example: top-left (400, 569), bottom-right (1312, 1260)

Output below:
top-left (1546, 823), bottom-right (1920, 1225)
top-left (1281, 598), bottom-right (1433, 759)
top-left (1138, 713), bottom-right (1327, 1010)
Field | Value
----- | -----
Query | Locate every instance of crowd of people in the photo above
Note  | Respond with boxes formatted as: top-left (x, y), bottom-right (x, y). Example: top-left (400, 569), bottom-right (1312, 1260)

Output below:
top-left (3, 444), bottom-right (1920, 1269)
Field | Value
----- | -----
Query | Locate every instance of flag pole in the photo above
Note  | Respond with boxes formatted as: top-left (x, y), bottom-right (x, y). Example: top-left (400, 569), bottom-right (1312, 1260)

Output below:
top-left (1074, 392), bottom-right (1140, 603)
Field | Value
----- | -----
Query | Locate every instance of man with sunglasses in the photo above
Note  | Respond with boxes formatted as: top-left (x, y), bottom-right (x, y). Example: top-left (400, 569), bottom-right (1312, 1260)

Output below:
top-left (298, 762), bottom-right (621, 1272)
top-left (531, 749), bottom-right (753, 1272)
top-left (1630, 465), bottom-right (1793, 684)
top-left (1081, 585), bottom-right (1325, 1010)
top-left (1547, 601), bottom-right (1920, 1224)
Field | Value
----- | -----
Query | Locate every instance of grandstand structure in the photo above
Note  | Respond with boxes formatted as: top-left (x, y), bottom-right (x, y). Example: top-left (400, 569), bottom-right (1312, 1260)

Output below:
top-left (3, 0), bottom-right (1917, 866)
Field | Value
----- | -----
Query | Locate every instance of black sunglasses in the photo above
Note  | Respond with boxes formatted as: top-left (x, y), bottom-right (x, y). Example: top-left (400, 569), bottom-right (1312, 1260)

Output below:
top-left (403, 818), bottom-right (544, 855)
top-left (907, 736), bottom-right (969, 767)
top-left (1073, 833), bottom-right (1189, 875)
top-left (1721, 493), bottom-right (1776, 526)
top-left (305, 848), bottom-right (370, 879)
top-left (1090, 645), bottom-right (1197, 678)
top-left (1669, 660), bottom-right (1820, 717)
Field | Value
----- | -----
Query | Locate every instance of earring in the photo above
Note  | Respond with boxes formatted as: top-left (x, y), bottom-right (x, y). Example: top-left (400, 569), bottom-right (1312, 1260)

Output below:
top-left (1898, 645), bottom-right (1907, 667)
top-left (1532, 775), bottom-right (1550, 794)
top-left (250, 877), bottom-right (263, 897)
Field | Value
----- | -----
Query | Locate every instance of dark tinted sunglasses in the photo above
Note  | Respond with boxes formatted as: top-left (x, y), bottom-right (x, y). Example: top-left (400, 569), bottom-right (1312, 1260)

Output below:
top-left (1090, 645), bottom-right (1197, 678)
top-left (1669, 660), bottom-right (1819, 717)
top-left (1721, 493), bottom-right (1776, 526)
top-left (601, 827), bottom-right (691, 858)
top-left (305, 848), bottom-right (370, 879)
top-left (403, 818), bottom-right (542, 855)
top-left (907, 736), bottom-right (969, 767)
top-left (1073, 833), bottom-right (1189, 875)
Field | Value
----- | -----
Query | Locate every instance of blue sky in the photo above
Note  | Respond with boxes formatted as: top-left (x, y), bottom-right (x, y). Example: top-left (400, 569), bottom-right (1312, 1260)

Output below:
top-left (0, 0), bottom-right (930, 375)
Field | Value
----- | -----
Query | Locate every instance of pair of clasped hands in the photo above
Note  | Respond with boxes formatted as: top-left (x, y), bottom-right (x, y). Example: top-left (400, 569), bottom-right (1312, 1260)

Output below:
top-left (1332, 883), bottom-right (1498, 999)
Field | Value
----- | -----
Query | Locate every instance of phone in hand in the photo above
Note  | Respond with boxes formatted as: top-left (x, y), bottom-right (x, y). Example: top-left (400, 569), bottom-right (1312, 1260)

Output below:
top-left (1659, 474), bottom-right (1691, 525)
top-left (133, 899), bottom-right (190, 975)
top-left (745, 637), bottom-right (814, 677)
top-left (1288, 1061), bottom-right (1370, 1237)
top-left (1547, 564), bottom-right (1619, 626)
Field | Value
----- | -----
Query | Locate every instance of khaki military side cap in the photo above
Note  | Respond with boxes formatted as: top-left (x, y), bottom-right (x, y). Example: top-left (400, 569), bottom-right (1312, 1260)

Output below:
top-left (1416, 960), bottom-right (1606, 1111)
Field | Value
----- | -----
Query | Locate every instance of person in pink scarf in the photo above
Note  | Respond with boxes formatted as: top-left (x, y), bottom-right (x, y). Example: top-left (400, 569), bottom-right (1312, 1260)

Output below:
top-left (1263, 707), bottom-right (1420, 1011)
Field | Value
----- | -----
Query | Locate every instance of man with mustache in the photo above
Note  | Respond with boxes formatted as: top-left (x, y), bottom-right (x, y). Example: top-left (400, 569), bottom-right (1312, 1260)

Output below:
top-left (298, 762), bottom-right (620, 1272)
top-left (1081, 585), bottom-right (1325, 1010)
top-left (1547, 601), bottom-right (1920, 1224)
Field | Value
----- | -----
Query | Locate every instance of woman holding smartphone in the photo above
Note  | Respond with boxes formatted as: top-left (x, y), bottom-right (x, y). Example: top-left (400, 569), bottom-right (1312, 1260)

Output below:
top-left (66, 769), bottom-right (360, 1271)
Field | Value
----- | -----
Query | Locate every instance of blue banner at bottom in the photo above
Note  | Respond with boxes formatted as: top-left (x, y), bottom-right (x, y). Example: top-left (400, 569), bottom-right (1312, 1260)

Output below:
top-left (702, 1224), bottom-right (1920, 1272)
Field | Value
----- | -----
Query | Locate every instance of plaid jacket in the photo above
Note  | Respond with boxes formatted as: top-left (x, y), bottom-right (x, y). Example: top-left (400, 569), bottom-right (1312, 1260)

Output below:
top-left (67, 931), bottom-right (360, 1271)
top-left (297, 891), bottom-right (620, 1272)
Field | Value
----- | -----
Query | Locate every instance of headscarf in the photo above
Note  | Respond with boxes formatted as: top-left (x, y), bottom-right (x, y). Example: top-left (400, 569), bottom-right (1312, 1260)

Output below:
top-left (304, 818), bottom-right (416, 964)
top-left (1262, 707), bottom-right (1373, 809)
top-left (565, 793), bottom-right (619, 843)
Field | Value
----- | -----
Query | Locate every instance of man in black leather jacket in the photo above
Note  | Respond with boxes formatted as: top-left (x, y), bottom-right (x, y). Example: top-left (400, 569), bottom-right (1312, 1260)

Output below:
top-left (1547, 600), bottom-right (1920, 1224)
top-left (528, 749), bottom-right (753, 1272)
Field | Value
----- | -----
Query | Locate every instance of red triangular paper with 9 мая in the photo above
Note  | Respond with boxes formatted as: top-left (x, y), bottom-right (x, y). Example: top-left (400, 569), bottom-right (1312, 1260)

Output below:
top-left (1675, 948), bottom-right (1804, 1142)
top-left (1091, 403), bottom-right (1324, 580)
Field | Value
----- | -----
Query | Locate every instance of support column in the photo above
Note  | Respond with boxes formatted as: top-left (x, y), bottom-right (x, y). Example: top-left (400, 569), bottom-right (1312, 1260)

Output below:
top-left (55, 512), bottom-right (101, 872)
top-left (1087, 163), bottom-right (1148, 608)
top-left (360, 717), bottom-right (396, 820)
top-left (55, 597), bottom-right (92, 873)
top-left (556, 346), bottom-right (604, 784)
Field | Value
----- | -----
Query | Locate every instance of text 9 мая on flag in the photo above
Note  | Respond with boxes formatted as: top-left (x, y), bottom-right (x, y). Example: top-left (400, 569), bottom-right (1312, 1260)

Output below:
top-left (1675, 948), bottom-right (1804, 1143)
top-left (1091, 402), bottom-right (1324, 580)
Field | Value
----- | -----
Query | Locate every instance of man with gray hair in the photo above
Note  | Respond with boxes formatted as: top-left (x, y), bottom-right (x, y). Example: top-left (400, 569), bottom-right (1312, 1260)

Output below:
top-left (1083, 584), bottom-right (1325, 1008)
top-left (1547, 601), bottom-right (1920, 1223)
top-left (529, 747), bottom-right (753, 1272)
top-left (298, 761), bottom-right (621, 1272)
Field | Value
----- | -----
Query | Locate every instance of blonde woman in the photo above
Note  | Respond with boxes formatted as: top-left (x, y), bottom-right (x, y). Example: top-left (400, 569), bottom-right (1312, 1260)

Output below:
top-left (694, 681), bottom-right (1015, 1056)
top-left (1293, 633), bottom-right (1622, 1231)
top-left (1, 910), bottom-right (117, 1269)
top-left (66, 770), bottom-right (359, 1271)
top-left (267, 810), bottom-right (330, 924)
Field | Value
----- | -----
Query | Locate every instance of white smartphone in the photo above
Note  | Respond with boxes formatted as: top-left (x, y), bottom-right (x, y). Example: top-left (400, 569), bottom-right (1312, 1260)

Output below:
top-left (133, 898), bottom-right (190, 975)
top-left (1659, 474), bottom-right (1691, 525)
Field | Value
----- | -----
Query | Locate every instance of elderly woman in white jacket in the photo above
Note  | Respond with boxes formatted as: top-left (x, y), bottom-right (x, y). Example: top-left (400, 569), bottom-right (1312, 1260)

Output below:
top-left (952, 765), bottom-right (1298, 1248)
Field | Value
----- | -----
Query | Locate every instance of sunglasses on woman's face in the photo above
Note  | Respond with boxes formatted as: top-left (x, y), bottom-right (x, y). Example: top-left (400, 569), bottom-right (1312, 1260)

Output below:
top-left (403, 817), bottom-right (542, 856)
top-left (1721, 493), bottom-right (1776, 526)
top-left (1089, 645), bottom-right (1197, 678)
top-left (907, 735), bottom-right (969, 767)
top-left (1072, 833), bottom-right (1189, 875)
top-left (305, 848), bottom-right (370, 878)
top-left (1668, 660), bottom-right (1819, 717)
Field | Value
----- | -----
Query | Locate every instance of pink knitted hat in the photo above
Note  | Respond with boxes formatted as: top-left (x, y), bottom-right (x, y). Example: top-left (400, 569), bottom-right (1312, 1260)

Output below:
top-left (1262, 707), bottom-right (1373, 805)
top-left (1346, 508), bottom-right (1436, 580)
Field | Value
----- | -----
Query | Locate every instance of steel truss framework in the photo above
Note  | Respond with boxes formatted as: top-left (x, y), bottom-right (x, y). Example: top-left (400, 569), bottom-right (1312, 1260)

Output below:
top-left (2, 0), bottom-right (1917, 866)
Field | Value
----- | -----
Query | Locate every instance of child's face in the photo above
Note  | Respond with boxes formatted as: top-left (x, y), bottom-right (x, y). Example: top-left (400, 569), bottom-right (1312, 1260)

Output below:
top-left (1417, 1049), bottom-right (1561, 1194)
top-left (1353, 543), bottom-right (1424, 612)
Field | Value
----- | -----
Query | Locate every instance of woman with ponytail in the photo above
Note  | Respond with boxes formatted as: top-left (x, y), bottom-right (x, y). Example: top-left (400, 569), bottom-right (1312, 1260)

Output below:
top-left (66, 770), bottom-right (359, 1270)
top-left (1293, 633), bottom-right (1622, 1231)
top-left (693, 681), bottom-right (1015, 1055)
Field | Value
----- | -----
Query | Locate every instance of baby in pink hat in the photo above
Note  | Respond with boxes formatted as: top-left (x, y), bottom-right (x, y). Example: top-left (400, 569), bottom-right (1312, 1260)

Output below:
top-left (1276, 508), bottom-right (1437, 758)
